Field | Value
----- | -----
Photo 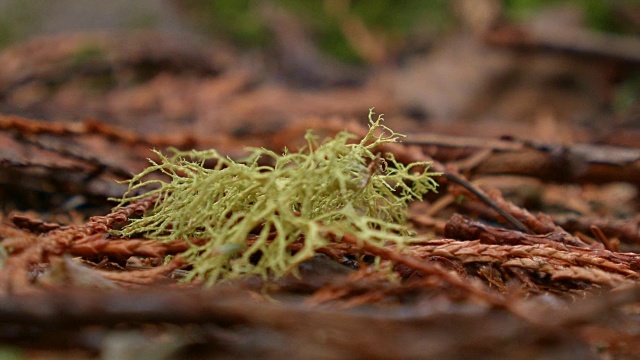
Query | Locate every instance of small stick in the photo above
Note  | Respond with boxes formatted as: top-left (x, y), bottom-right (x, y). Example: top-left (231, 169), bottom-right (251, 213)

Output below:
top-left (334, 232), bottom-right (505, 307)
top-left (441, 170), bottom-right (532, 234)
top-left (590, 225), bottom-right (617, 252)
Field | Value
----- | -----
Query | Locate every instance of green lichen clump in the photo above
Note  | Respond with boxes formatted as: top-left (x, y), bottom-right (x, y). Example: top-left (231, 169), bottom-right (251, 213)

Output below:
top-left (114, 110), bottom-right (438, 285)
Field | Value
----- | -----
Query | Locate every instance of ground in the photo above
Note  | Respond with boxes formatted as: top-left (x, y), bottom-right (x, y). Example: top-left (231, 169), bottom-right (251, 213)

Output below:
top-left (0, 1), bottom-right (639, 359)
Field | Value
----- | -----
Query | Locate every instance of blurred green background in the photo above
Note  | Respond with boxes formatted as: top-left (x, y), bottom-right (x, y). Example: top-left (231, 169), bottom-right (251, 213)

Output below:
top-left (178, 0), bottom-right (637, 63)
top-left (0, 0), bottom-right (637, 60)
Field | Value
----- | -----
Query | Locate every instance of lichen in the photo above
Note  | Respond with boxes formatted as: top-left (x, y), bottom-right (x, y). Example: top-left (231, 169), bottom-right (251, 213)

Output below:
top-left (113, 110), bottom-right (439, 285)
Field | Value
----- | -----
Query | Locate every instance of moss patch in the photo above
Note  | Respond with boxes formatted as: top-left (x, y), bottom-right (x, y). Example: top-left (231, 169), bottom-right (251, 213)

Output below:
top-left (114, 110), bottom-right (438, 284)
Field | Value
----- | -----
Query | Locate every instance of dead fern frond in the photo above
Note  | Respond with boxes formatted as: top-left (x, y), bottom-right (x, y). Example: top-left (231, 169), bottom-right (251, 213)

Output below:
top-left (95, 256), bottom-right (185, 287)
top-left (0, 196), bottom-right (171, 294)
top-left (502, 259), bottom-right (633, 287)
top-left (406, 239), bottom-right (640, 288)
top-left (69, 235), bottom-right (188, 258)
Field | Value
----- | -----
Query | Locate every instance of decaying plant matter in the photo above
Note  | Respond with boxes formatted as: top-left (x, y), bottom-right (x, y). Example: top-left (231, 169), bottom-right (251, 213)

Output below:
top-left (0, 195), bottom-right (184, 294)
top-left (1, 111), bottom-right (640, 358)
top-left (0, 9), bottom-right (639, 355)
top-left (1, 112), bottom-right (639, 296)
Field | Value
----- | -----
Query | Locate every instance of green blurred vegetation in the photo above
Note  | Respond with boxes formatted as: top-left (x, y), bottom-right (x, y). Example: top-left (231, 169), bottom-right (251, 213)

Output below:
top-left (0, 0), bottom-right (636, 57)
top-left (504, 0), bottom-right (636, 33)
top-left (0, 346), bottom-right (25, 360)
top-left (614, 71), bottom-right (640, 114)
top-left (179, 0), bottom-right (636, 63)
top-left (0, 1), bottom-right (39, 49)
top-left (179, 0), bottom-right (453, 63)
top-left (280, 0), bottom-right (453, 63)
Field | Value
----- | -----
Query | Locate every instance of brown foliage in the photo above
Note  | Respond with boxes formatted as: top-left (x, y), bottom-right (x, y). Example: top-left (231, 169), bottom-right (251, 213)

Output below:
top-left (0, 26), bottom-right (638, 355)
top-left (0, 196), bottom-right (183, 294)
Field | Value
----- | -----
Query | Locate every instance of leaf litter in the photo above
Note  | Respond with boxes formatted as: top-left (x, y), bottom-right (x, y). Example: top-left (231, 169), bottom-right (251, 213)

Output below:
top-left (1, 22), bottom-right (640, 358)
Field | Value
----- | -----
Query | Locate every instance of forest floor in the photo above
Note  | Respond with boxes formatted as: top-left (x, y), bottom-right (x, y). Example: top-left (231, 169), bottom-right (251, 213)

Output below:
top-left (1, 4), bottom-right (640, 359)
